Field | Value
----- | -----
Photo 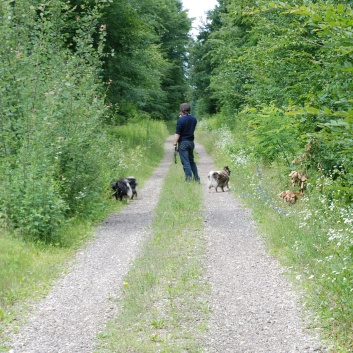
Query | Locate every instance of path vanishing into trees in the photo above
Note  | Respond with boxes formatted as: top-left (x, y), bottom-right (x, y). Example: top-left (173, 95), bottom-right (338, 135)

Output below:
top-left (6, 136), bottom-right (326, 353)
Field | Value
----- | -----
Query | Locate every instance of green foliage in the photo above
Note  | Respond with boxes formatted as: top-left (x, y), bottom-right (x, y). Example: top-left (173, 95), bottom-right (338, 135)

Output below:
top-left (101, 0), bottom-right (192, 120)
top-left (0, 0), bottom-right (108, 241)
top-left (0, 0), bottom-right (169, 243)
top-left (191, 0), bottom-right (353, 201)
top-left (4, 166), bottom-right (67, 242)
top-left (105, 120), bottom-right (168, 180)
top-left (189, 1), bottom-right (229, 116)
top-left (154, 0), bottom-right (193, 116)
top-left (239, 105), bottom-right (304, 164)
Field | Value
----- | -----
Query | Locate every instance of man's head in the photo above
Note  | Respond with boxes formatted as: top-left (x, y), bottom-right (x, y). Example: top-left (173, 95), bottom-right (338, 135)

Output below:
top-left (180, 103), bottom-right (191, 115)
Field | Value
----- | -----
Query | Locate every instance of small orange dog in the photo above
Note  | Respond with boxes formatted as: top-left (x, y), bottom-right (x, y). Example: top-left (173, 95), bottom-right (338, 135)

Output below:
top-left (279, 190), bottom-right (303, 204)
top-left (289, 171), bottom-right (308, 192)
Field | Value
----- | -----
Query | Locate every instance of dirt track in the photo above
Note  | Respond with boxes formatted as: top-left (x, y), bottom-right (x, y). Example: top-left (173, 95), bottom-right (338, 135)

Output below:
top-left (6, 136), bottom-right (326, 353)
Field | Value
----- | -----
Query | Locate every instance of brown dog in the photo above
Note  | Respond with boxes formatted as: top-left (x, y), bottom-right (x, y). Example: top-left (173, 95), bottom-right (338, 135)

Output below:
top-left (207, 166), bottom-right (231, 192)
top-left (279, 190), bottom-right (303, 204)
top-left (289, 171), bottom-right (308, 192)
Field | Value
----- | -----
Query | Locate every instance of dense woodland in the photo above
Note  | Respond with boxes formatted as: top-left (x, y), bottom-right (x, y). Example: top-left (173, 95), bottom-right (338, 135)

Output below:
top-left (2, 0), bottom-right (352, 239)
top-left (0, 0), bottom-right (191, 241)
top-left (191, 0), bottom-right (353, 191)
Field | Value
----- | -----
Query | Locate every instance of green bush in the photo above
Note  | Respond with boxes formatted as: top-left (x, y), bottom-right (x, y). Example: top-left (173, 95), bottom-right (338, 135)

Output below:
top-left (0, 1), bottom-right (170, 242)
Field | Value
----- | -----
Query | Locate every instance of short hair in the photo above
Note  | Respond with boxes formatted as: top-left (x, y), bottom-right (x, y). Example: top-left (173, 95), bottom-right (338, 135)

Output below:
top-left (180, 103), bottom-right (191, 114)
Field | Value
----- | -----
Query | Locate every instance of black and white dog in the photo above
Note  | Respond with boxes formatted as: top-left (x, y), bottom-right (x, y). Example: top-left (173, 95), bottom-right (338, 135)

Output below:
top-left (111, 176), bottom-right (138, 201)
top-left (111, 178), bottom-right (133, 201)
top-left (126, 176), bottom-right (138, 199)
top-left (207, 166), bottom-right (231, 192)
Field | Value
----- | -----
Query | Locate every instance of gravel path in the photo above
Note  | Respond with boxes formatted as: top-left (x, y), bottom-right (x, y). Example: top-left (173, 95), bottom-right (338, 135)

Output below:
top-left (7, 136), bottom-right (327, 353)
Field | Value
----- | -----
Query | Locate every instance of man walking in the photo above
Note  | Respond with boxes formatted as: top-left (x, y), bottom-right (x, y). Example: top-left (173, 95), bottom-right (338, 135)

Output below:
top-left (174, 103), bottom-right (200, 182)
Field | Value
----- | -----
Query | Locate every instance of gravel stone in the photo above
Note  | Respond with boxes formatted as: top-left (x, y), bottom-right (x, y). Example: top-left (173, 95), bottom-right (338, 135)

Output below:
top-left (6, 136), bottom-right (327, 353)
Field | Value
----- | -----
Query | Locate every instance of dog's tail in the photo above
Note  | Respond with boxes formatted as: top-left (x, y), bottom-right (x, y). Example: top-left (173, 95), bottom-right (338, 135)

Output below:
top-left (126, 182), bottom-right (133, 199)
top-left (208, 171), bottom-right (217, 180)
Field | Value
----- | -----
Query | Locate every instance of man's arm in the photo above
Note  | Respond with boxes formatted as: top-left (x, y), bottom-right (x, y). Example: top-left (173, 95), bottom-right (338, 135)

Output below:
top-left (173, 133), bottom-right (180, 146)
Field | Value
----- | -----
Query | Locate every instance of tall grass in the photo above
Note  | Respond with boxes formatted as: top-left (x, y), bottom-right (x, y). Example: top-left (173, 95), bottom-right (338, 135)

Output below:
top-left (0, 120), bottom-right (168, 349)
top-left (197, 118), bottom-right (353, 353)
top-left (96, 159), bottom-right (209, 352)
top-left (106, 120), bottom-right (167, 187)
top-left (0, 233), bottom-right (61, 321)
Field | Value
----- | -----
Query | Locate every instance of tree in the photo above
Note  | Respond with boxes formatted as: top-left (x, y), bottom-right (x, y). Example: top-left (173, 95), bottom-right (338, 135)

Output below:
top-left (101, 0), bottom-right (191, 122)
top-left (190, 0), bottom-right (353, 190)
top-left (0, 0), bottom-right (109, 240)
top-left (189, 1), bottom-right (229, 115)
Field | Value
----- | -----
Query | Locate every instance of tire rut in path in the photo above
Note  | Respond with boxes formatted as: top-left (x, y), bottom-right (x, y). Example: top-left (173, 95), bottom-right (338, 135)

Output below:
top-left (7, 136), bottom-right (175, 353)
top-left (195, 142), bottom-right (327, 353)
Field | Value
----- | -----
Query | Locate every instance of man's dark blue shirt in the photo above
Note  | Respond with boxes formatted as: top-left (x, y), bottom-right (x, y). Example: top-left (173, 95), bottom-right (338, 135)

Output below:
top-left (175, 114), bottom-right (197, 142)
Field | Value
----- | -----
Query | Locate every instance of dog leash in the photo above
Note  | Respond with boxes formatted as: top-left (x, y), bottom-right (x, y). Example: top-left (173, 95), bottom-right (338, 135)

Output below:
top-left (174, 146), bottom-right (178, 164)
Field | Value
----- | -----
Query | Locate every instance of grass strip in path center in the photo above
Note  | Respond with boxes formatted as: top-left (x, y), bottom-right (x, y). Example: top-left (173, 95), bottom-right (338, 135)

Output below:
top-left (95, 162), bottom-right (209, 353)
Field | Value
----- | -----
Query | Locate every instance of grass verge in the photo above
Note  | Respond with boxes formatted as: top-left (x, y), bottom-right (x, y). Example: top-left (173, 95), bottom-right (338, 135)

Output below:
top-left (95, 160), bottom-right (209, 352)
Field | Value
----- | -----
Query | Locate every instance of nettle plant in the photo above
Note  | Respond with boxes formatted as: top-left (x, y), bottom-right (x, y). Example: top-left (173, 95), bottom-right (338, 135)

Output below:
top-left (0, 0), bottom-right (110, 241)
